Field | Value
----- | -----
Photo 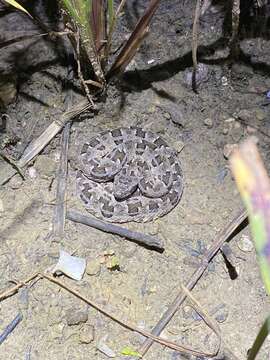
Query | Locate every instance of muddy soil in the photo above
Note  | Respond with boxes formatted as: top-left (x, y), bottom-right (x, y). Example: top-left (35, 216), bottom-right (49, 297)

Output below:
top-left (1, 1), bottom-right (270, 359)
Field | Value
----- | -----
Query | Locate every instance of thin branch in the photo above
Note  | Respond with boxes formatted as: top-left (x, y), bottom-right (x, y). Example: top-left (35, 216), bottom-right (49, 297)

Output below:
top-left (138, 208), bottom-right (248, 356)
top-left (66, 209), bottom-right (164, 252)
top-left (191, 0), bottom-right (201, 92)
top-left (53, 122), bottom-right (71, 237)
top-left (0, 313), bottom-right (23, 345)
top-left (0, 272), bottom-right (218, 357)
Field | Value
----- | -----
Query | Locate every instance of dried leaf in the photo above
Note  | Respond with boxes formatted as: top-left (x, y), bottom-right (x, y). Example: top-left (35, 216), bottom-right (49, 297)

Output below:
top-left (107, 0), bottom-right (160, 79)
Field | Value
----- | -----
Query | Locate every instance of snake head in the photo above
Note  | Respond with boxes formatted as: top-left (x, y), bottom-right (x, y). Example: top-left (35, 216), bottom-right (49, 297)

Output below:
top-left (113, 170), bottom-right (138, 200)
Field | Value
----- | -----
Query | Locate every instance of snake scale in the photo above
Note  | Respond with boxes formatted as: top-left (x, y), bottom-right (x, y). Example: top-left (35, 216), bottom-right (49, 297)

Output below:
top-left (76, 127), bottom-right (184, 223)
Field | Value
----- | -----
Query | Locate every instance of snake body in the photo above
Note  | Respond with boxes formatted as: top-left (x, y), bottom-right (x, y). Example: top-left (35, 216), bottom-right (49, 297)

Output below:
top-left (76, 127), bottom-right (183, 223)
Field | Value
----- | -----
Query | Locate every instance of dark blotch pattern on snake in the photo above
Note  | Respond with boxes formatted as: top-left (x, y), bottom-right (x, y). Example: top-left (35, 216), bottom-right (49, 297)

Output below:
top-left (76, 127), bottom-right (184, 223)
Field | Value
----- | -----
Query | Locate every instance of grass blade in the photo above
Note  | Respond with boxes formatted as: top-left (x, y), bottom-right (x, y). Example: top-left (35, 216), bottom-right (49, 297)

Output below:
top-left (105, 0), bottom-right (127, 64)
top-left (3, 0), bottom-right (32, 17)
top-left (62, 0), bottom-right (80, 23)
top-left (61, 0), bottom-right (105, 83)
top-left (106, 0), bottom-right (160, 80)
top-left (107, 0), bottom-right (114, 29)
top-left (230, 138), bottom-right (270, 294)
top-left (91, 0), bottom-right (105, 54)
top-left (247, 316), bottom-right (270, 360)
top-left (230, 138), bottom-right (270, 359)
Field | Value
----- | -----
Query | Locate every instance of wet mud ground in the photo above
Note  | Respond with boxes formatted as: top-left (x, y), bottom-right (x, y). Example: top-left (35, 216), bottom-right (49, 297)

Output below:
top-left (1, 1), bottom-right (270, 359)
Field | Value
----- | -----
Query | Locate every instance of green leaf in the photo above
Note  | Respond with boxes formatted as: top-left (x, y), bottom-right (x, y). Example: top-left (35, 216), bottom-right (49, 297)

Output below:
top-left (108, 0), bottom-right (114, 29)
top-left (121, 346), bottom-right (142, 357)
top-left (106, 255), bottom-right (120, 270)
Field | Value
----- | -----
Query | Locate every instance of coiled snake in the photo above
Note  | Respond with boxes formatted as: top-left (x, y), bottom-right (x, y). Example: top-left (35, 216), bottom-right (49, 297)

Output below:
top-left (76, 127), bottom-right (183, 223)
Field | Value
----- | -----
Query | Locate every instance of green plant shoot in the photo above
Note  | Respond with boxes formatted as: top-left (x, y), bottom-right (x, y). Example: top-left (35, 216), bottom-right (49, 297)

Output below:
top-left (230, 137), bottom-right (270, 359)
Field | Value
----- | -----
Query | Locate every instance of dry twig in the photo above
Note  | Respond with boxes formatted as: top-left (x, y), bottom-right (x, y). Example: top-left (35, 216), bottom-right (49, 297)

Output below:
top-left (191, 0), bottom-right (201, 92)
top-left (0, 313), bottom-right (23, 345)
top-left (138, 208), bottom-right (248, 356)
top-left (66, 209), bottom-right (164, 251)
top-left (182, 285), bottom-right (240, 360)
top-left (53, 122), bottom-right (71, 237)
top-left (0, 272), bottom-right (218, 357)
top-left (53, 62), bottom-right (74, 237)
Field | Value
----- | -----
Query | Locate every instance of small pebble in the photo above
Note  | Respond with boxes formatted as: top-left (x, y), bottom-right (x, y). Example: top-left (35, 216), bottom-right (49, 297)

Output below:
top-left (237, 234), bottom-right (254, 252)
top-left (255, 108), bottom-right (266, 121)
top-left (223, 143), bottom-right (238, 159)
top-left (224, 117), bottom-right (235, 123)
top-left (222, 127), bottom-right (229, 135)
top-left (237, 109), bottom-right (253, 122)
top-left (203, 118), bottom-right (213, 128)
top-left (86, 259), bottom-right (101, 276)
top-left (65, 308), bottom-right (88, 326)
top-left (215, 309), bottom-right (229, 323)
top-left (221, 76), bottom-right (228, 86)
top-left (28, 166), bottom-right (37, 179)
top-left (185, 63), bottom-right (209, 87)
top-left (9, 174), bottom-right (23, 189)
top-left (79, 324), bottom-right (95, 344)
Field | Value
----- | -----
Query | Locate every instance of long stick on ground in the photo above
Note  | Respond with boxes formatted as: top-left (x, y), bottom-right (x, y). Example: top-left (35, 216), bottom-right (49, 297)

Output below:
top-left (53, 61), bottom-right (74, 237)
top-left (53, 121), bottom-right (71, 237)
top-left (138, 208), bottom-right (248, 356)
top-left (0, 313), bottom-right (23, 345)
top-left (0, 272), bottom-right (217, 357)
top-left (66, 209), bottom-right (164, 251)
